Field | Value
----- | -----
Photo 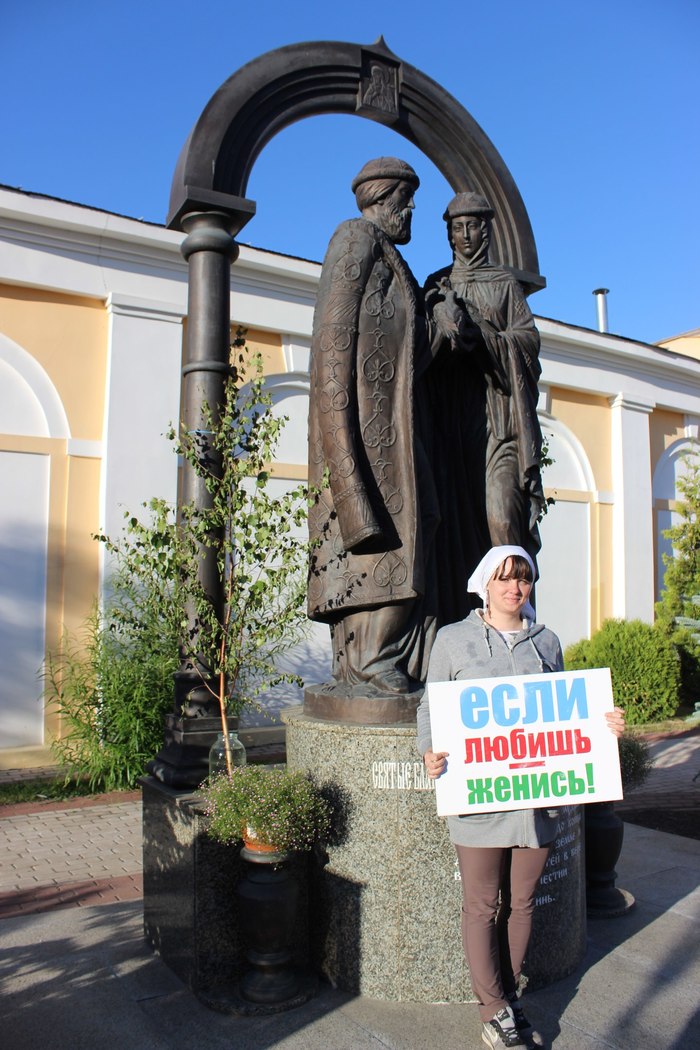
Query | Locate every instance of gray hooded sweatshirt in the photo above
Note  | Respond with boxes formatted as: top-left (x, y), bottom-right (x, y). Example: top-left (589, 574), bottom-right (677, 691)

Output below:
top-left (417, 610), bottom-right (565, 848)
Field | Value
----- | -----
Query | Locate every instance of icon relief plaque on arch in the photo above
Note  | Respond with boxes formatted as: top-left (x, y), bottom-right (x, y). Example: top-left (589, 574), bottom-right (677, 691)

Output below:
top-left (357, 52), bottom-right (399, 119)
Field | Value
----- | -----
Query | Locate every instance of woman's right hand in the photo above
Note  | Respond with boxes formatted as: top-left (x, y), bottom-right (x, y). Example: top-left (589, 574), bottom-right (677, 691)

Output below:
top-left (424, 748), bottom-right (449, 779)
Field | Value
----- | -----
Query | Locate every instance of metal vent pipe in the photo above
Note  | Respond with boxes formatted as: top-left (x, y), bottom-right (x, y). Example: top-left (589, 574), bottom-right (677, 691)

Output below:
top-left (592, 288), bottom-right (610, 333)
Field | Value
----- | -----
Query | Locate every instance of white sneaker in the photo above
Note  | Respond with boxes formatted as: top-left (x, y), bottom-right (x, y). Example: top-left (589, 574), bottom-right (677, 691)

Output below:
top-left (481, 1006), bottom-right (527, 1049)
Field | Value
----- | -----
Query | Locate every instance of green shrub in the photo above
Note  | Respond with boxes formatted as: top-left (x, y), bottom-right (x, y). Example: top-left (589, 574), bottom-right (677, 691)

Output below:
top-left (655, 623), bottom-right (700, 710)
top-left (45, 600), bottom-right (179, 791)
top-left (564, 618), bottom-right (681, 725)
top-left (44, 494), bottom-right (185, 791)
top-left (654, 446), bottom-right (700, 708)
top-left (618, 732), bottom-right (653, 791)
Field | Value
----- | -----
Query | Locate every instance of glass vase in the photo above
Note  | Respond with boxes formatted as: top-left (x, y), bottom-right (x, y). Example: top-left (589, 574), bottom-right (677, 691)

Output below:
top-left (208, 730), bottom-right (247, 778)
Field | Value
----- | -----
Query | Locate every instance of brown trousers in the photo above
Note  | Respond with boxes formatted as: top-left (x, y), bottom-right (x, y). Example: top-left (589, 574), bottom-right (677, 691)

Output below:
top-left (455, 844), bottom-right (550, 1022)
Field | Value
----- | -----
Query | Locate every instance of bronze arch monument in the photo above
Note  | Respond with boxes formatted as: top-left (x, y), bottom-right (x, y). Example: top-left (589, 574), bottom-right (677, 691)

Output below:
top-left (143, 40), bottom-right (587, 1007)
top-left (155, 37), bottom-right (546, 786)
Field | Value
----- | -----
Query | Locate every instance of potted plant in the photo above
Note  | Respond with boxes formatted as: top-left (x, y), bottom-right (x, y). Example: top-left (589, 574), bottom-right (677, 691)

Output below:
top-left (201, 765), bottom-right (331, 1006)
top-left (202, 765), bottom-right (331, 853)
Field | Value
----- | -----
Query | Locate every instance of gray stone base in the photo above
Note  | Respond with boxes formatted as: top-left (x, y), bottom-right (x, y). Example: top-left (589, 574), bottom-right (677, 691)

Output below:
top-left (285, 712), bottom-right (471, 1001)
top-left (285, 712), bottom-right (586, 1001)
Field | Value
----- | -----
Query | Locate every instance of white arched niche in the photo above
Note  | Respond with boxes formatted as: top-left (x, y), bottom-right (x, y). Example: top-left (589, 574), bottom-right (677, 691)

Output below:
top-left (652, 437), bottom-right (699, 600)
top-left (264, 372), bottom-right (310, 468)
top-left (0, 334), bottom-right (69, 747)
top-left (238, 370), bottom-right (332, 731)
top-left (536, 413), bottom-right (595, 651)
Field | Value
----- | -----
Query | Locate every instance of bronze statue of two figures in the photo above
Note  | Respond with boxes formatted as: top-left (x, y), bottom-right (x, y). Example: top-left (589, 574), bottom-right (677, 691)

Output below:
top-left (306, 157), bottom-right (544, 723)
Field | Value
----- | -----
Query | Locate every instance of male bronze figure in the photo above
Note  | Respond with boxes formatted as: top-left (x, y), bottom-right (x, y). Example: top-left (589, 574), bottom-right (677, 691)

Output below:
top-left (307, 158), bottom-right (458, 714)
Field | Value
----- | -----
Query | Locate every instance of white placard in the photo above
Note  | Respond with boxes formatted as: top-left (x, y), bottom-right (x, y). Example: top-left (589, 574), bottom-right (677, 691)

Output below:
top-left (427, 668), bottom-right (622, 816)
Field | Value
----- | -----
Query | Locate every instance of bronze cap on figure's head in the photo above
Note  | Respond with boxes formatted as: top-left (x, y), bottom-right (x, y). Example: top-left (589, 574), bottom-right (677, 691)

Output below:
top-left (352, 157), bottom-right (419, 244)
top-left (351, 157), bottom-right (420, 194)
top-left (443, 191), bottom-right (494, 221)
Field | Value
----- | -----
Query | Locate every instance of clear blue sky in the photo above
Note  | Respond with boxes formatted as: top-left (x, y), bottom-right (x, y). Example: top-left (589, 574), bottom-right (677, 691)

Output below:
top-left (3, 0), bottom-right (698, 344)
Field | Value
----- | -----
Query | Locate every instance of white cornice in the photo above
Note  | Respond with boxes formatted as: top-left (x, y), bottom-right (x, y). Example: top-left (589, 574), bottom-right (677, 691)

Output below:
top-left (0, 186), bottom-right (322, 280)
top-left (538, 317), bottom-right (700, 381)
top-left (0, 187), bottom-right (319, 332)
top-left (231, 265), bottom-right (317, 309)
top-left (537, 316), bottom-right (700, 411)
top-left (237, 243), bottom-right (320, 285)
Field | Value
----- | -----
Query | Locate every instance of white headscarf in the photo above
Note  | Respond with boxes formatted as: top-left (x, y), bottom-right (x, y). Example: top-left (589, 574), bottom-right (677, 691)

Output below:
top-left (467, 545), bottom-right (537, 621)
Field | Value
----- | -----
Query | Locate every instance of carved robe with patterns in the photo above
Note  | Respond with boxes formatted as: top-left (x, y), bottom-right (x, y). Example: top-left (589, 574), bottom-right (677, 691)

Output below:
top-left (308, 217), bottom-right (437, 685)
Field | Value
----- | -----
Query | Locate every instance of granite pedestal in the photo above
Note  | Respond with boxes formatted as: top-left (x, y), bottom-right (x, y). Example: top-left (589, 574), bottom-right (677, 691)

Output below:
top-left (141, 778), bottom-right (243, 993)
top-left (141, 777), bottom-right (311, 1011)
top-left (285, 712), bottom-right (586, 1001)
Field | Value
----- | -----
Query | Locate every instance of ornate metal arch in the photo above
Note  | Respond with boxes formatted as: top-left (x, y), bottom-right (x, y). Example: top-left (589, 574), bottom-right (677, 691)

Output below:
top-left (168, 38), bottom-right (544, 290)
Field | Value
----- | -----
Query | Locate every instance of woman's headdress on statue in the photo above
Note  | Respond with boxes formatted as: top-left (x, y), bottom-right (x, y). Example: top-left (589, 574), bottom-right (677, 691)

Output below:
top-left (442, 191), bottom-right (494, 222)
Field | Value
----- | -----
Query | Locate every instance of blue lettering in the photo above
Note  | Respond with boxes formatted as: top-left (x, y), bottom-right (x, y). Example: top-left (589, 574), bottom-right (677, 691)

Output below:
top-left (556, 677), bottom-right (589, 720)
top-left (460, 686), bottom-right (489, 729)
top-left (491, 682), bottom-right (519, 726)
top-left (522, 681), bottom-right (555, 723)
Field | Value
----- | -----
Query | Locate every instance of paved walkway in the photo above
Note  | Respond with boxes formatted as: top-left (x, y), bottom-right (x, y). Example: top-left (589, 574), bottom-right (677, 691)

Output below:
top-left (0, 730), bottom-right (698, 1048)
top-left (0, 794), bottom-right (143, 917)
top-left (617, 728), bottom-right (700, 803)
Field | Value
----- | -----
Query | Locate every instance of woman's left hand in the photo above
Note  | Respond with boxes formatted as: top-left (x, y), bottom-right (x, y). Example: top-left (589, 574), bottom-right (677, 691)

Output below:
top-left (424, 748), bottom-right (449, 779)
top-left (605, 706), bottom-right (626, 738)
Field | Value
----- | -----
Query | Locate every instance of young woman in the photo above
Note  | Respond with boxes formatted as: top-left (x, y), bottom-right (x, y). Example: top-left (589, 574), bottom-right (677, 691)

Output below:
top-left (417, 545), bottom-right (625, 1050)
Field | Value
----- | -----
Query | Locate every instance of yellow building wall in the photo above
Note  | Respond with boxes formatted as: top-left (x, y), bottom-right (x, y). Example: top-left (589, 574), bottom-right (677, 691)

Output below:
top-left (0, 284), bottom-right (107, 440)
top-left (543, 400), bottom-right (687, 631)
top-left (230, 324), bottom-right (304, 478)
top-left (549, 388), bottom-right (614, 630)
top-left (235, 325), bottom-right (286, 376)
top-left (0, 302), bottom-right (279, 767)
top-left (549, 388), bottom-right (612, 491)
top-left (0, 285), bottom-right (108, 767)
top-left (649, 409), bottom-right (686, 473)
top-left (658, 331), bottom-right (700, 361)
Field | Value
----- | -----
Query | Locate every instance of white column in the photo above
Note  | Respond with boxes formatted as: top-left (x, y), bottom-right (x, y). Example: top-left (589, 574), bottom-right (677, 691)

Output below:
top-left (102, 294), bottom-right (184, 546)
top-left (609, 394), bottom-right (655, 621)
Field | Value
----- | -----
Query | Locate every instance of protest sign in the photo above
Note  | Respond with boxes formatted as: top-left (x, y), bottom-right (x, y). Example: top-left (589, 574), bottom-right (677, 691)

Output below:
top-left (428, 668), bottom-right (622, 816)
